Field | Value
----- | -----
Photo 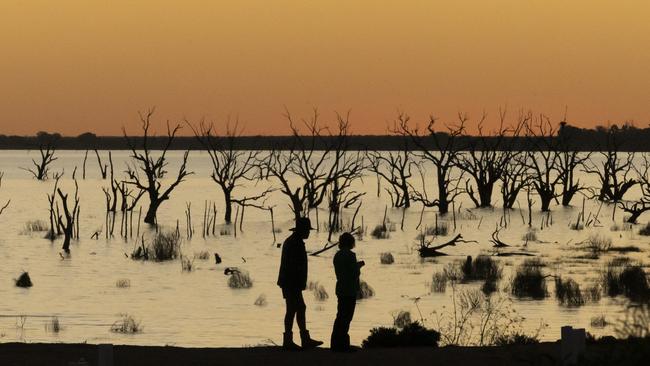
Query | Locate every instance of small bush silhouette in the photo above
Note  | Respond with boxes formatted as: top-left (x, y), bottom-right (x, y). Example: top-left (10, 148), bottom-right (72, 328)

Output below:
top-left (511, 259), bottom-right (547, 299)
top-left (494, 332), bottom-right (539, 346)
top-left (602, 259), bottom-right (649, 301)
top-left (638, 222), bottom-right (650, 236)
top-left (110, 314), bottom-right (142, 334)
top-left (151, 231), bottom-right (181, 261)
top-left (380, 252), bottom-right (394, 264)
top-left (15, 272), bottom-right (33, 288)
top-left (194, 250), bottom-right (210, 260)
top-left (371, 224), bottom-right (389, 239)
top-left (392, 311), bottom-right (412, 328)
top-left (362, 322), bottom-right (440, 348)
top-left (357, 280), bottom-right (375, 299)
top-left (115, 279), bottom-right (131, 288)
top-left (461, 255), bottom-right (502, 282)
top-left (228, 270), bottom-right (253, 289)
top-left (554, 277), bottom-right (586, 307)
top-left (254, 294), bottom-right (267, 306)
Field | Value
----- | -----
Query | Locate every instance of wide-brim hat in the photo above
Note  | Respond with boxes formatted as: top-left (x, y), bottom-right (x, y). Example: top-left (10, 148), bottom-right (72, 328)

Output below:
top-left (289, 217), bottom-right (315, 231)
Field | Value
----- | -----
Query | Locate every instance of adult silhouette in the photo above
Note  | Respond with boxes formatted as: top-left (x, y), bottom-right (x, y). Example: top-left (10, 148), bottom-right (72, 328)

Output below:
top-left (277, 217), bottom-right (323, 350)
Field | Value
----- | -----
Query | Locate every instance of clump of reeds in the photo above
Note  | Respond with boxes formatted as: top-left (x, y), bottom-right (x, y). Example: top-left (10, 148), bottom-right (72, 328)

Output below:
top-left (522, 229), bottom-right (538, 242)
top-left (194, 250), bottom-right (210, 260)
top-left (357, 280), bottom-right (375, 299)
top-left (430, 271), bottom-right (448, 293)
top-left (45, 316), bottom-right (63, 333)
top-left (638, 222), bottom-right (650, 236)
top-left (371, 224), bottom-right (389, 239)
top-left (220, 227), bottom-right (232, 236)
top-left (115, 279), bottom-right (131, 288)
top-left (151, 231), bottom-right (181, 261)
top-left (590, 315), bottom-right (608, 328)
top-left (585, 233), bottom-right (612, 256)
top-left (393, 311), bottom-right (412, 328)
top-left (15, 272), bottom-right (33, 288)
top-left (380, 252), bottom-right (395, 264)
top-left (254, 294), bottom-right (267, 306)
top-left (511, 259), bottom-right (548, 300)
top-left (110, 314), bottom-right (142, 334)
top-left (181, 256), bottom-right (193, 272)
top-left (308, 281), bottom-right (329, 301)
top-left (461, 255), bottom-right (502, 282)
top-left (554, 276), bottom-right (586, 307)
top-left (23, 220), bottom-right (49, 233)
top-left (425, 222), bottom-right (448, 237)
top-left (602, 259), bottom-right (649, 301)
top-left (228, 270), bottom-right (253, 289)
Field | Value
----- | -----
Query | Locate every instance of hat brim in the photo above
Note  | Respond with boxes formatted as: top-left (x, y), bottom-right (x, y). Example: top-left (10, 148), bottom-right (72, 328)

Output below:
top-left (289, 226), bottom-right (316, 231)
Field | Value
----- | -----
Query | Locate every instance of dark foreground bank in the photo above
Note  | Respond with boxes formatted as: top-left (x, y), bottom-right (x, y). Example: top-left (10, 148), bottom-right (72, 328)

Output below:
top-left (1, 339), bottom-right (649, 366)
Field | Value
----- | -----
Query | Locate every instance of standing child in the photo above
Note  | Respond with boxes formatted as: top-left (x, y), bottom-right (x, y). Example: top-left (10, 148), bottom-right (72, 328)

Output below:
top-left (330, 232), bottom-right (364, 352)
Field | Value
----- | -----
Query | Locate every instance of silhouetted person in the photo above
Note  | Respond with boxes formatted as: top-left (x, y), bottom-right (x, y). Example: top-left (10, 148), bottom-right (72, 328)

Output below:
top-left (277, 217), bottom-right (323, 350)
top-left (330, 232), bottom-right (363, 352)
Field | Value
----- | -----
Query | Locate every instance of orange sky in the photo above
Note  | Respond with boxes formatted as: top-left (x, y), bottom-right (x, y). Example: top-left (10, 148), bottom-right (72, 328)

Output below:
top-left (1, 1), bottom-right (649, 136)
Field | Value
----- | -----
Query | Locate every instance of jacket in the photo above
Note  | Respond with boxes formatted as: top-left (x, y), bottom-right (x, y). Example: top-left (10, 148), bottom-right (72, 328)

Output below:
top-left (333, 248), bottom-right (360, 297)
top-left (277, 232), bottom-right (308, 290)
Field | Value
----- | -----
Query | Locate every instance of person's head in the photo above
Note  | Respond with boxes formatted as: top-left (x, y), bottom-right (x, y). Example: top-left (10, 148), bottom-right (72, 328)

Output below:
top-left (291, 217), bottom-right (314, 239)
top-left (338, 232), bottom-right (355, 250)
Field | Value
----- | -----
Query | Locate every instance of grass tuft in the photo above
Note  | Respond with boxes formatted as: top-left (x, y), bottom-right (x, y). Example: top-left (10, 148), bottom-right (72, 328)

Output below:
top-left (511, 259), bottom-right (548, 300)
top-left (380, 252), bottom-right (395, 264)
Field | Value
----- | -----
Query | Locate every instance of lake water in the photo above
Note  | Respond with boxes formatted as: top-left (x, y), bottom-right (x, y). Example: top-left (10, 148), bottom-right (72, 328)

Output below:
top-left (0, 150), bottom-right (647, 347)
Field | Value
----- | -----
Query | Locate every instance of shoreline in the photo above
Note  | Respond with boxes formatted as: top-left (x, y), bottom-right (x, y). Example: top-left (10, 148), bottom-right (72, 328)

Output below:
top-left (1, 339), bottom-right (648, 366)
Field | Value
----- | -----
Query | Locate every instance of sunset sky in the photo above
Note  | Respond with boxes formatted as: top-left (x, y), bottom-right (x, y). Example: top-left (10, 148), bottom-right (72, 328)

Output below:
top-left (1, 1), bottom-right (649, 136)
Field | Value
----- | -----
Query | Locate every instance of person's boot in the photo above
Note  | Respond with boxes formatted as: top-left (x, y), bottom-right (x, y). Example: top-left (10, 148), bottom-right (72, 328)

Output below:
top-left (282, 332), bottom-right (301, 351)
top-left (300, 330), bottom-right (324, 349)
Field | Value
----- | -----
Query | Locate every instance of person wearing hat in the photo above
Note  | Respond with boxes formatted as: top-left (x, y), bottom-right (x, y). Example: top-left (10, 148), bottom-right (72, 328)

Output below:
top-left (330, 232), bottom-right (364, 352)
top-left (277, 217), bottom-right (323, 350)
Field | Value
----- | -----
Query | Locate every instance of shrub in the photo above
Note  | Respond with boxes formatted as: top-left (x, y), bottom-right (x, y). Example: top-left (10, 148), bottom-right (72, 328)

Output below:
top-left (362, 322), bottom-right (440, 348)
top-left (602, 259), bottom-right (649, 301)
top-left (461, 255), bottom-right (502, 282)
top-left (23, 220), bottom-right (49, 233)
top-left (45, 316), bottom-right (62, 333)
top-left (228, 270), bottom-right (253, 289)
top-left (181, 256), bottom-right (193, 272)
top-left (357, 280), bottom-right (375, 299)
top-left (555, 277), bottom-right (586, 307)
top-left (639, 222), bottom-right (650, 236)
top-left (425, 222), bottom-right (448, 237)
top-left (481, 279), bottom-right (498, 296)
top-left (522, 229), bottom-right (538, 242)
top-left (615, 303), bottom-right (650, 339)
top-left (15, 272), bottom-right (33, 288)
top-left (110, 314), bottom-right (142, 334)
top-left (494, 332), bottom-right (539, 346)
top-left (371, 224), bottom-right (389, 239)
top-left (194, 250), bottom-right (210, 260)
top-left (150, 231), bottom-right (181, 261)
top-left (308, 281), bottom-right (329, 301)
top-left (254, 294), bottom-right (267, 306)
top-left (431, 271), bottom-right (448, 293)
top-left (590, 315), bottom-right (608, 328)
top-left (392, 311), bottom-right (412, 328)
top-left (585, 233), bottom-right (612, 255)
top-left (511, 259), bottom-right (548, 299)
top-left (115, 279), bottom-right (131, 288)
top-left (380, 252), bottom-right (395, 264)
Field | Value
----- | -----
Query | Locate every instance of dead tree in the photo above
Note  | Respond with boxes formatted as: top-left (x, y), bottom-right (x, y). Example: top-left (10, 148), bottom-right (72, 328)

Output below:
top-left (524, 114), bottom-right (560, 211)
top-left (457, 110), bottom-right (524, 208)
top-left (618, 154), bottom-right (650, 223)
top-left (327, 148), bottom-right (365, 238)
top-left (286, 108), bottom-right (346, 210)
top-left (501, 156), bottom-right (529, 209)
top-left (95, 150), bottom-right (109, 179)
top-left (583, 129), bottom-right (636, 202)
top-left (22, 144), bottom-right (57, 180)
top-left (418, 234), bottom-right (477, 257)
top-left (56, 179), bottom-right (80, 252)
top-left (260, 146), bottom-right (307, 222)
top-left (557, 122), bottom-right (590, 206)
top-left (190, 118), bottom-right (271, 223)
top-left (123, 108), bottom-right (193, 225)
top-left (396, 112), bottom-right (464, 214)
top-left (367, 143), bottom-right (413, 208)
top-left (0, 172), bottom-right (9, 217)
